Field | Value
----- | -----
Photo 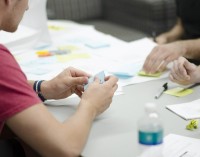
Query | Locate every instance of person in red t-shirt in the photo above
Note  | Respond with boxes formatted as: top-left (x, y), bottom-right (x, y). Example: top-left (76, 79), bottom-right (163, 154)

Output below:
top-left (0, 0), bottom-right (118, 157)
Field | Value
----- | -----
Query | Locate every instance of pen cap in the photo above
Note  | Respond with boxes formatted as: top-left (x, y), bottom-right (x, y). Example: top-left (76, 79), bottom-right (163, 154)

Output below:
top-left (145, 103), bottom-right (158, 116)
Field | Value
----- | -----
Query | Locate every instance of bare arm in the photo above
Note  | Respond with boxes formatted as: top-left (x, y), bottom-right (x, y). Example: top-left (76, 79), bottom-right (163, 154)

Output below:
top-left (7, 76), bottom-right (118, 157)
top-left (28, 67), bottom-right (91, 100)
top-left (156, 18), bottom-right (185, 44)
top-left (180, 39), bottom-right (200, 59)
top-left (6, 103), bottom-right (94, 157)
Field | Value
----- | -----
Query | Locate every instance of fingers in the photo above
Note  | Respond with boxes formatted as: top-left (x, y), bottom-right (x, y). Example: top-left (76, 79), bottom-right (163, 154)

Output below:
top-left (69, 76), bottom-right (89, 87)
top-left (104, 76), bottom-right (118, 86)
top-left (74, 88), bottom-right (83, 98)
top-left (169, 58), bottom-right (191, 84)
top-left (67, 67), bottom-right (91, 78)
top-left (183, 58), bottom-right (197, 71)
top-left (89, 76), bottom-right (118, 94)
top-left (143, 46), bottom-right (168, 73)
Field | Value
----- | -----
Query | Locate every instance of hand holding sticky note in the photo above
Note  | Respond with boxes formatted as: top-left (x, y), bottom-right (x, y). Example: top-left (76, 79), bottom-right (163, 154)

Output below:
top-left (84, 71), bottom-right (105, 91)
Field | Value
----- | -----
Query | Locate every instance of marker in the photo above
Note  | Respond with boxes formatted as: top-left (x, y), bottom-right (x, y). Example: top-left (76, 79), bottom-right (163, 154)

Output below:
top-left (155, 82), bottom-right (168, 99)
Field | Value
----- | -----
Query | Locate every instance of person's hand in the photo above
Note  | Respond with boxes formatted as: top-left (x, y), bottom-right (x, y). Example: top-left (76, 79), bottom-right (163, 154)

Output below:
top-left (169, 57), bottom-right (200, 85)
top-left (79, 76), bottom-right (118, 117)
top-left (142, 42), bottom-right (187, 74)
top-left (155, 34), bottom-right (168, 44)
top-left (41, 67), bottom-right (91, 100)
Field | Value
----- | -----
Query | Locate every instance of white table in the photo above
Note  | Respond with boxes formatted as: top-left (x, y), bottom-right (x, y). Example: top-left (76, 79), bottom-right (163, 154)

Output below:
top-left (47, 77), bottom-right (200, 157)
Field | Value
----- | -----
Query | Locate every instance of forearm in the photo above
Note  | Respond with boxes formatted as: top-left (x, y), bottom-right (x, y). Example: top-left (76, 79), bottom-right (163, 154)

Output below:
top-left (178, 39), bottom-right (200, 59)
top-left (7, 103), bottom-right (96, 157)
top-left (28, 80), bottom-right (51, 100)
top-left (61, 104), bottom-right (96, 155)
top-left (194, 66), bottom-right (200, 83)
top-left (159, 18), bottom-right (184, 42)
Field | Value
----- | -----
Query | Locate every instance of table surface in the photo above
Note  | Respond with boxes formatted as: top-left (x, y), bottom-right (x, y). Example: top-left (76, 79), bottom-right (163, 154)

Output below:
top-left (47, 77), bottom-right (200, 157)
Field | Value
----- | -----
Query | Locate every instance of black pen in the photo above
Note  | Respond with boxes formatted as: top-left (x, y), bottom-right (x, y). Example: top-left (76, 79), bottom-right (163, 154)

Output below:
top-left (155, 82), bottom-right (168, 99)
top-left (179, 151), bottom-right (188, 157)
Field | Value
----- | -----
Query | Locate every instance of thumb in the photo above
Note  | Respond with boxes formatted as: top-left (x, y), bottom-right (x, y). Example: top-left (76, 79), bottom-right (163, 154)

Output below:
top-left (68, 76), bottom-right (88, 86)
top-left (184, 59), bottom-right (196, 71)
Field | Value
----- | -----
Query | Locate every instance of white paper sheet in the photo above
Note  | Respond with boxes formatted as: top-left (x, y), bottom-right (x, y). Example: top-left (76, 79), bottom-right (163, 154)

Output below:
top-left (138, 134), bottom-right (200, 157)
top-left (166, 99), bottom-right (200, 120)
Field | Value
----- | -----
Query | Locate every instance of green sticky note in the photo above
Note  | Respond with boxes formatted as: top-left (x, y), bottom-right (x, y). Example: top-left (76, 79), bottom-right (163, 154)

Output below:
top-left (186, 120), bottom-right (199, 130)
top-left (186, 124), bottom-right (194, 130)
top-left (138, 70), bottom-right (162, 77)
top-left (164, 87), bottom-right (193, 97)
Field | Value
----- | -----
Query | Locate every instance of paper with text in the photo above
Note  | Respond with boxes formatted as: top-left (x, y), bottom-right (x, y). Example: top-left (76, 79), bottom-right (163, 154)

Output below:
top-left (138, 134), bottom-right (200, 157)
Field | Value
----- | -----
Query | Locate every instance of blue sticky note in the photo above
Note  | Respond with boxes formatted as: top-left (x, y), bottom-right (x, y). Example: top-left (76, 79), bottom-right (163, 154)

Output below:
top-left (110, 62), bottom-right (143, 79)
top-left (84, 71), bottom-right (105, 91)
top-left (84, 41), bottom-right (109, 49)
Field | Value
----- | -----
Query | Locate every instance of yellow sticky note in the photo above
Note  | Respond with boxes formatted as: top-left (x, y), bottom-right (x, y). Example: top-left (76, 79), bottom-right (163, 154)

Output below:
top-left (138, 70), bottom-right (162, 77)
top-left (58, 45), bottom-right (80, 51)
top-left (56, 53), bottom-right (90, 62)
top-left (48, 25), bottom-right (65, 31)
top-left (164, 87), bottom-right (193, 97)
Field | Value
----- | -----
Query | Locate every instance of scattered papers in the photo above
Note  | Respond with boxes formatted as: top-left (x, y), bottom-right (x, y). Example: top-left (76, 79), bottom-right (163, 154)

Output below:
top-left (12, 20), bottom-right (170, 91)
top-left (138, 134), bottom-right (200, 157)
top-left (164, 87), bottom-right (193, 97)
top-left (166, 98), bottom-right (200, 120)
top-left (84, 40), bottom-right (110, 49)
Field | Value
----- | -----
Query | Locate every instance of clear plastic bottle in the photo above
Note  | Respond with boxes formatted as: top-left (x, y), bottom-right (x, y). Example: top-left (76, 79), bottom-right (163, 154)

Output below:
top-left (138, 103), bottom-right (164, 156)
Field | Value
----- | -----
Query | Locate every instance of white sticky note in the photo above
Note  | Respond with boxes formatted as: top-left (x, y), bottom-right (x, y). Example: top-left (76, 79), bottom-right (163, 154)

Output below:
top-left (84, 71), bottom-right (105, 91)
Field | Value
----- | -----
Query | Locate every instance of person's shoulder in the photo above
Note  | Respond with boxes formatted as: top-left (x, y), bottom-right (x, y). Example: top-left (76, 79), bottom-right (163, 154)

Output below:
top-left (0, 44), bottom-right (10, 52)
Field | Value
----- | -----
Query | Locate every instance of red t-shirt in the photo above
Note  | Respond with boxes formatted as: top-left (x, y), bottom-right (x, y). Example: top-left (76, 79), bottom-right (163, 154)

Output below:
top-left (0, 44), bottom-right (41, 132)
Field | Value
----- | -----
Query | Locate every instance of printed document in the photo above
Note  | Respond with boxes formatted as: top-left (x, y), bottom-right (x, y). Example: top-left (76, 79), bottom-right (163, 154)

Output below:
top-left (139, 134), bottom-right (200, 157)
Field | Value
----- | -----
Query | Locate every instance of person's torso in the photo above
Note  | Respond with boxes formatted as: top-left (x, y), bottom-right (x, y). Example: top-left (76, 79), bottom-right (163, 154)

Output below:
top-left (176, 0), bottom-right (200, 39)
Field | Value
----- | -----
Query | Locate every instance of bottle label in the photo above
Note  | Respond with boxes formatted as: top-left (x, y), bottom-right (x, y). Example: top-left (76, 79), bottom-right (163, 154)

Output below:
top-left (139, 130), bottom-right (163, 145)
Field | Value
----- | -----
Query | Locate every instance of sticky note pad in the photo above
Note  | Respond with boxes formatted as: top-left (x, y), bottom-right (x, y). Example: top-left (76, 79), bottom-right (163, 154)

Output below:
top-left (164, 87), bottom-right (193, 97)
top-left (138, 70), bottom-right (162, 77)
top-left (84, 71), bottom-right (105, 91)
